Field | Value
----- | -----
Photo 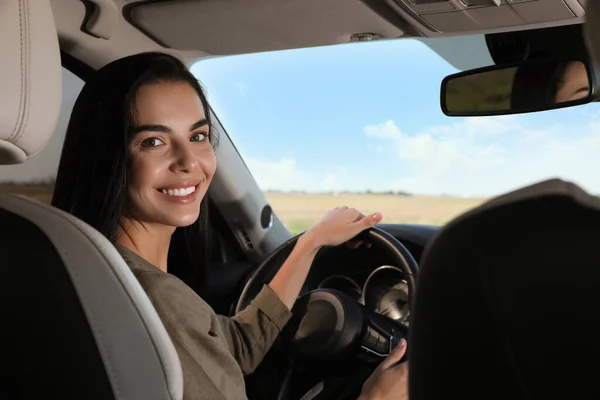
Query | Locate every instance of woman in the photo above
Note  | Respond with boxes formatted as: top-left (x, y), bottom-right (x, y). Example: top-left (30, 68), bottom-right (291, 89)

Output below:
top-left (52, 52), bottom-right (408, 400)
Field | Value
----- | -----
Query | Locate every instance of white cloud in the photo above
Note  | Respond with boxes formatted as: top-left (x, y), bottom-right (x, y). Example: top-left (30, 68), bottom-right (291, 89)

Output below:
top-left (244, 157), bottom-right (349, 193)
top-left (244, 157), bottom-right (312, 192)
top-left (365, 115), bottom-right (600, 197)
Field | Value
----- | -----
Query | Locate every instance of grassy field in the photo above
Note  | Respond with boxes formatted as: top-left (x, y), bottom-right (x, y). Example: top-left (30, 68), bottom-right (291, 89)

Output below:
top-left (0, 185), bottom-right (487, 235)
top-left (266, 192), bottom-right (485, 234)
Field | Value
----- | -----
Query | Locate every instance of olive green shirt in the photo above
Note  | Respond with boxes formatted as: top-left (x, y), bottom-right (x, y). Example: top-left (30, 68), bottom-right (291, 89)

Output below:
top-left (116, 245), bottom-right (293, 400)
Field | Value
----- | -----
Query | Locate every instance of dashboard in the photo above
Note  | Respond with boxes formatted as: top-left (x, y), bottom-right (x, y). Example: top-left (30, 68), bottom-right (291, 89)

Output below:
top-left (301, 223), bottom-right (439, 323)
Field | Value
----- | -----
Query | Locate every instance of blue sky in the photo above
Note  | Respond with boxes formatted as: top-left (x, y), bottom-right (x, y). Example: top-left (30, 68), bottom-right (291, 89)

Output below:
top-left (191, 36), bottom-right (600, 197)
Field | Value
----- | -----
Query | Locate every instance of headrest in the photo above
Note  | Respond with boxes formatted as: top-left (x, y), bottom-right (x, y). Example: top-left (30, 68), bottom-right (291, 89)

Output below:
top-left (0, 0), bottom-right (62, 165)
top-left (585, 1), bottom-right (600, 65)
top-left (409, 178), bottom-right (600, 399)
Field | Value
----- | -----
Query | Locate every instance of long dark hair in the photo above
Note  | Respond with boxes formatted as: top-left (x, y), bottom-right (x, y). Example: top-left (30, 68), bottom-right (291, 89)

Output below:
top-left (52, 52), bottom-right (219, 296)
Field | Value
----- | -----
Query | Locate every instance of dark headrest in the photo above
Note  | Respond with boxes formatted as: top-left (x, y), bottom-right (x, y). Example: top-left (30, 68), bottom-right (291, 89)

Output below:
top-left (409, 178), bottom-right (600, 400)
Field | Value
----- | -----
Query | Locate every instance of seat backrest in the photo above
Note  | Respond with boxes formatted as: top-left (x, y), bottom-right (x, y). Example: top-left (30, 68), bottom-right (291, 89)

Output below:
top-left (0, 1), bottom-right (183, 399)
top-left (0, 195), bottom-right (184, 400)
top-left (408, 178), bottom-right (600, 400)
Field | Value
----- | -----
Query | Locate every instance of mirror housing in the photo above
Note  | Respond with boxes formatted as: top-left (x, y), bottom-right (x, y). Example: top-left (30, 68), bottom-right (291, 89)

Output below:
top-left (441, 58), bottom-right (597, 117)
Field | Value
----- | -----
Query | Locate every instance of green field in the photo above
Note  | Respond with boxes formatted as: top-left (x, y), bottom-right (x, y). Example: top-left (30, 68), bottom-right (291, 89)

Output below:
top-left (0, 185), bottom-right (486, 235)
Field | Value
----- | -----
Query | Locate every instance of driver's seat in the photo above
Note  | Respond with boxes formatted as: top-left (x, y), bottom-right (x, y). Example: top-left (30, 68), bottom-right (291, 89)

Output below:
top-left (0, 1), bottom-right (182, 399)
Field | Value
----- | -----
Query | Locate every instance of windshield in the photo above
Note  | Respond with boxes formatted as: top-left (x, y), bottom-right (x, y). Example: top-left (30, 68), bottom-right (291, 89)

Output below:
top-left (192, 36), bottom-right (600, 234)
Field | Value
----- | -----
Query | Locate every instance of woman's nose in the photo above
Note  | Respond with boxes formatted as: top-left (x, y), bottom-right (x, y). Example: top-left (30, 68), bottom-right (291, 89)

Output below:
top-left (172, 143), bottom-right (199, 172)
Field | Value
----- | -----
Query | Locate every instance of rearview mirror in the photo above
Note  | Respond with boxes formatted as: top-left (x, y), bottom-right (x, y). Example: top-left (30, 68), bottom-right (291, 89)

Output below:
top-left (441, 59), bottom-right (596, 117)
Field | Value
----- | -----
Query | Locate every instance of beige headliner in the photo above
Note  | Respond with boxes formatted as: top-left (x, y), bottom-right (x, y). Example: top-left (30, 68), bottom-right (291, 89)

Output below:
top-left (51, 0), bottom-right (587, 70)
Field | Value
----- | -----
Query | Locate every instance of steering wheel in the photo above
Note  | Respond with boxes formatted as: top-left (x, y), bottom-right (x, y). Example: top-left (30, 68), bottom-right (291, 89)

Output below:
top-left (235, 227), bottom-right (419, 400)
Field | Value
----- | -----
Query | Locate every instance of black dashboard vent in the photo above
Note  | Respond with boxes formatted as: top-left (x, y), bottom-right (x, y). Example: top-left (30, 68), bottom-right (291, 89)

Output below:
top-left (235, 225), bottom-right (254, 251)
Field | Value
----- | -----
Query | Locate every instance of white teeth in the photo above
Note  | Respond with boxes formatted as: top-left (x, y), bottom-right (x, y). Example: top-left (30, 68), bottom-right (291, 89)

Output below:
top-left (161, 186), bottom-right (196, 197)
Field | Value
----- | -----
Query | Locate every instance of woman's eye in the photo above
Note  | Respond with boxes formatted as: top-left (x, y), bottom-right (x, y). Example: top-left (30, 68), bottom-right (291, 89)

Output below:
top-left (191, 132), bottom-right (208, 142)
top-left (140, 137), bottom-right (165, 148)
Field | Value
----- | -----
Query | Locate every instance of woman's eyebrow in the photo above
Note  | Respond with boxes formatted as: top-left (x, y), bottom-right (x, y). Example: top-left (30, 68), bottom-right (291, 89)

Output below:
top-left (572, 86), bottom-right (590, 96)
top-left (131, 119), bottom-right (208, 135)
top-left (190, 119), bottom-right (208, 131)
top-left (131, 124), bottom-right (172, 135)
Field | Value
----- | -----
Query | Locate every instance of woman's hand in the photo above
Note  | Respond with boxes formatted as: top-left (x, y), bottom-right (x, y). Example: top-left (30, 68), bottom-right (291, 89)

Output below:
top-left (300, 206), bottom-right (383, 250)
top-left (358, 339), bottom-right (409, 400)
top-left (269, 206), bottom-right (381, 310)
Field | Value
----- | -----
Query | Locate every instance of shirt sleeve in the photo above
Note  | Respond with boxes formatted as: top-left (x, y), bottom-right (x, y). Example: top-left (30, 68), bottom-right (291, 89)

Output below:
top-left (216, 284), bottom-right (293, 375)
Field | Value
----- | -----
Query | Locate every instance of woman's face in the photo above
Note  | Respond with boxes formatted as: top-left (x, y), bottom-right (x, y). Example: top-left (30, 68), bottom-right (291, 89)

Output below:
top-left (126, 81), bottom-right (216, 228)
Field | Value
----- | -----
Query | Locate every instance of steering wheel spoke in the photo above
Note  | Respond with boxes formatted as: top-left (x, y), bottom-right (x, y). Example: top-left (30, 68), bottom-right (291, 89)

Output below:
top-left (358, 311), bottom-right (408, 365)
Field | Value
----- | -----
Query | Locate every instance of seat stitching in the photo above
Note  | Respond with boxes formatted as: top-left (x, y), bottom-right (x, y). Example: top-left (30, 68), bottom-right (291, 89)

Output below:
top-left (16, 0), bottom-right (32, 144)
top-left (9, 0), bottom-right (26, 143)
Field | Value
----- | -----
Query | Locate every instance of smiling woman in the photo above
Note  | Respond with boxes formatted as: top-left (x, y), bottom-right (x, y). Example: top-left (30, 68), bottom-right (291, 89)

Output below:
top-left (52, 52), bottom-right (217, 294)
top-left (49, 51), bottom-right (405, 400)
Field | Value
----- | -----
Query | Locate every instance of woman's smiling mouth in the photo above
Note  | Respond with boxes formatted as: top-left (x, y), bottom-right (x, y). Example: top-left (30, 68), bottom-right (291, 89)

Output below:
top-left (160, 186), bottom-right (196, 196)
top-left (157, 180), bottom-right (202, 203)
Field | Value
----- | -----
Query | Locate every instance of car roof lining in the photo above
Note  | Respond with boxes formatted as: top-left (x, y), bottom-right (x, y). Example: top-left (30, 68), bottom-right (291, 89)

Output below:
top-left (51, 0), bottom-right (588, 71)
top-left (127, 0), bottom-right (586, 54)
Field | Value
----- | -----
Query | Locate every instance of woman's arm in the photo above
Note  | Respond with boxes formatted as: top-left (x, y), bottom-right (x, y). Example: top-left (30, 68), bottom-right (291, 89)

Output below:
top-left (215, 236), bottom-right (320, 374)
top-left (216, 284), bottom-right (292, 374)
top-left (270, 207), bottom-right (381, 310)
top-left (267, 233), bottom-right (321, 309)
top-left (217, 207), bottom-right (382, 374)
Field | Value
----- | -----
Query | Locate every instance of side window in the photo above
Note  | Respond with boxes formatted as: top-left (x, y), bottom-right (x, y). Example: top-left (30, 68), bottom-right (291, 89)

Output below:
top-left (0, 67), bottom-right (84, 203)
